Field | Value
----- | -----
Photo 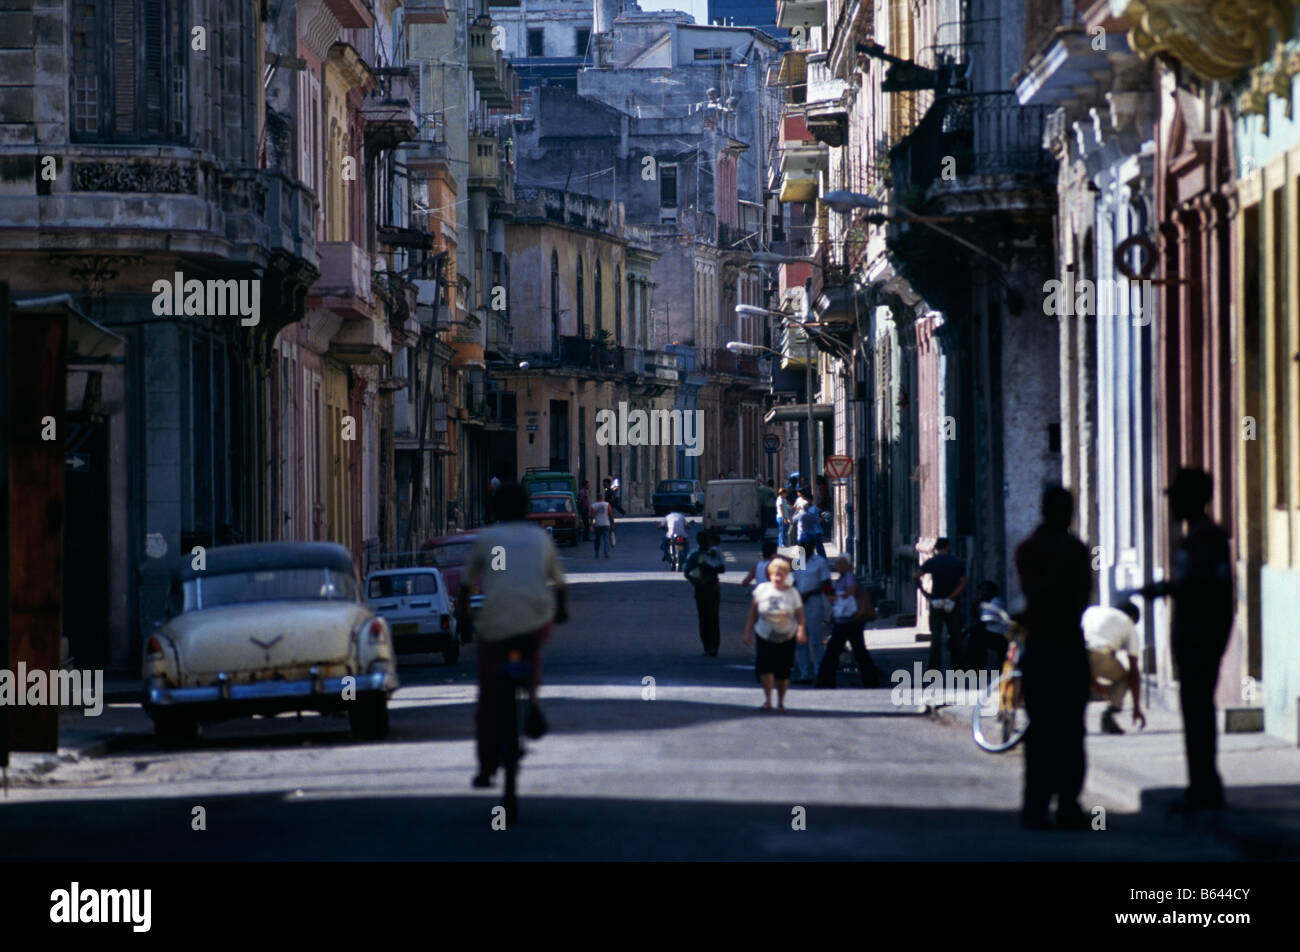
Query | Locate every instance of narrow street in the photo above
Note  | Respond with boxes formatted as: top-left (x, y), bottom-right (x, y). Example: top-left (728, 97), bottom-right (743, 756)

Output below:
top-left (0, 521), bottom-right (1249, 861)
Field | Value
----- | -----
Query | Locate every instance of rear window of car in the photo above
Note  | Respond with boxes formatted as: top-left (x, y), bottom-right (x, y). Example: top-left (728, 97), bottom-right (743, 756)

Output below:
top-left (530, 496), bottom-right (573, 513)
top-left (431, 542), bottom-right (474, 565)
top-left (660, 481), bottom-right (693, 492)
top-left (368, 572), bottom-right (439, 598)
top-left (190, 567), bottom-right (359, 609)
top-left (528, 479), bottom-right (572, 494)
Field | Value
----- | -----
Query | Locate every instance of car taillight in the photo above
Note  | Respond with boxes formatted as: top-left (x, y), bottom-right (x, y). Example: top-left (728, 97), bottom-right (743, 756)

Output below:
top-left (368, 619), bottom-right (385, 641)
top-left (440, 614), bottom-right (450, 630)
top-left (146, 636), bottom-right (164, 658)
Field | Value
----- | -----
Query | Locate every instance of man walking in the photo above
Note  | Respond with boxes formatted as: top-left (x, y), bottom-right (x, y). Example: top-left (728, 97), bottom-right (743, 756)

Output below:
top-left (685, 530), bottom-right (726, 656)
top-left (1014, 486), bottom-right (1092, 830)
top-left (577, 481), bottom-right (592, 542)
top-left (914, 537), bottom-right (967, 672)
top-left (1082, 601), bottom-right (1146, 735)
top-left (1136, 467), bottom-right (1234, 811)
top-left (792, 544), bottom-right (831, 683)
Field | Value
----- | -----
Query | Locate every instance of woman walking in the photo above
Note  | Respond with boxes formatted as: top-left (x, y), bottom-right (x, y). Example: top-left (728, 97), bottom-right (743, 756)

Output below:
top-left (743, 557), bottom-right (807, 711)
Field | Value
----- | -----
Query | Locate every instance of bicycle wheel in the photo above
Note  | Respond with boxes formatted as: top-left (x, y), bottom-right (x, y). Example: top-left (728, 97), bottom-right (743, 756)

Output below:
top-left (971, 671), bottom-right (1029, 752)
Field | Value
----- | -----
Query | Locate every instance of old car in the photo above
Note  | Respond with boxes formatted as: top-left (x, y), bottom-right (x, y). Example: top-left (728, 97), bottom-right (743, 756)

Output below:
top-left (365, 566), bottom-right (460, 664)
top-left (143, 542), bottom-right (398, 742)
top-left (704, 478), bottom-right (773, 541)
top-left (419, 531), bottom-right (479, 599)
top-left (653, 478), bottom-right (704, 515)
top-left (525, 491), bottom-right (580, 546)
top-left (521, 468), bottom-right (579, 514)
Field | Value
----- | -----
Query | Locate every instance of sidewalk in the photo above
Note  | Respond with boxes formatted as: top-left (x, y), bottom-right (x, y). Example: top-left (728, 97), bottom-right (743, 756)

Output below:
top-left (2, 675), bottom-right (142, 790)
top-left (892, 626), bottom-right (1300, 857)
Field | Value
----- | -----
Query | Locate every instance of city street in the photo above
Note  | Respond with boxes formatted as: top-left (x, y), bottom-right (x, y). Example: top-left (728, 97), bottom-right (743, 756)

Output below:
top-left (0, 520), bottom-right (1260, 861)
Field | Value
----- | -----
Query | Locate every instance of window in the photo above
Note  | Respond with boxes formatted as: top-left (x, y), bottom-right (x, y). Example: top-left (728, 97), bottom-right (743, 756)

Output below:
top-left (551, 250), bottom-right (560, 354)
top-left (528, 29), bottom-right (544, 57)
top-left (594, 259), bottom-right (603, 333)
top-left (660, 165), bottom-right (678, 207)
top-left (71, 0), bottom-right (189, 143)
top-left (575, 28), bottom-right (591, 57)
top-left (693, 47), bottom-right (729, 61)
top-left (576, 255), bottom-right (585, 336)
top-left (615, 266), bottom-right (622, 346)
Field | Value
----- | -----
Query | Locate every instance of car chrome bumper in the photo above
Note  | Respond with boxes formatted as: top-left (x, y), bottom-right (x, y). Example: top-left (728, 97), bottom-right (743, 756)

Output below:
top-left (148, 670), bottom-right (392, 708)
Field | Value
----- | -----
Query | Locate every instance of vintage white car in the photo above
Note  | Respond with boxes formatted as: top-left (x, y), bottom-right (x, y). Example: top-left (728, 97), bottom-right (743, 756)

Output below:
top-left (143, 542), bottom-right (399, 742)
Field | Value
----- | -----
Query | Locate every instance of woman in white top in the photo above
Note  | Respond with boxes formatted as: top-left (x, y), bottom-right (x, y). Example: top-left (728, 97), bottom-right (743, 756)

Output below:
top-left (591, 498), bottom-right (614, 558)
top-left (776, 489), bottom-right (795, 547)
top-left (743, 558), bottom-right (807, 711)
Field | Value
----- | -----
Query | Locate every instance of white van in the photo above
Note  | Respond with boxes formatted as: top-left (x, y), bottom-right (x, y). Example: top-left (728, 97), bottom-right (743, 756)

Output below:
top-left (704, 479), bottom-right (772, 541)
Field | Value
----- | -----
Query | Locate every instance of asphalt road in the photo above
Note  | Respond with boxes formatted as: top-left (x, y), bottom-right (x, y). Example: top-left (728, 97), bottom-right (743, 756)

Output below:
top-left (0, 518), bottom-right (1251, 860)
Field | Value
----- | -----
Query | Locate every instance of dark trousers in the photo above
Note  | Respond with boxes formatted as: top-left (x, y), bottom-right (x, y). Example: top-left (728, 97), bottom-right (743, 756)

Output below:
top-left (694, 584), bottom-right (721, 653)
top-left (593, 525), bottom-right (610, 557)
top-left (1021, 648), bottom-right (1089, 821)
top-left (476, 631), bottom-right (542, 777)
top-left (927, 608), bottom-right (961, 670)
top-left (1175, 641), bottom-right (1227, 805)
top-left (797, 535), bottom-right (826, 559)
top-left (816, 619), bottom-right (879, 687)
top-left (964, 624), bottom-right (1009, 671)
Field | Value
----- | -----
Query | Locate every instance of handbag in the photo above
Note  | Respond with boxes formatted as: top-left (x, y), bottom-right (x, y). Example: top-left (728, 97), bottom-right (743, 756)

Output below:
top-left (855, 589), bottom-right (877, 622)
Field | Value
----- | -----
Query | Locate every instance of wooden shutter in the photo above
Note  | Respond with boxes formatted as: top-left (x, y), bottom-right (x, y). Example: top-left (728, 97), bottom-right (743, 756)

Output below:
top-left (142, 0), bottom-right (164, 135)
top-left (112, 0), bottom-right (135, 134)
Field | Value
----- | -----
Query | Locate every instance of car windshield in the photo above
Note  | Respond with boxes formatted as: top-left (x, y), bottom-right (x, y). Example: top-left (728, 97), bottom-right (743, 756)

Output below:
top-left (368, 572), bottom-right (439, 598)
top-left (188, 567), bottom-right (359, 610)
top-left (431, 542), bottom-right (474, 566)
top-left (531, 497), bottom-right (573, 513)
top-left (528, 479), bottom-right (572, 493)
top-left (660, 481), bottom-right (693, 492)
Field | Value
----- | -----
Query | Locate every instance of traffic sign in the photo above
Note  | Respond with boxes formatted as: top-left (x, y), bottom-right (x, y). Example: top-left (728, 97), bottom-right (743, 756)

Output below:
top-left (763, 434), bottom-right (780, 452)
top-left (826, 455), bottom-right (852, 479)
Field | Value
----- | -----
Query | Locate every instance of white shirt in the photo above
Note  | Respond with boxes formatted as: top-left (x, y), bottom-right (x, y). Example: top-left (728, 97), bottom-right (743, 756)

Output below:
top-left (665, 512), bottom-right (687, 538)
top-left (1083, 606), bottom-right (1140, 656)
top-left (465, 522), bottom-right (566, 641)
top-left (591, 501), bottom-right (612, 527)
top-left (753, 582), bottom-right (803, 641)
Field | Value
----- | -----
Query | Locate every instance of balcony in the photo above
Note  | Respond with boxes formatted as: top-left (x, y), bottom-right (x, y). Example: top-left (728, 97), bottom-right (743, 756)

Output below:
top-left (779, 322), bottom-right (813, 367)
top-left (468, 20), bottom-right (517, 108)
top-left (891, 92), bottom-right (1053, 205)
top-left (805, 54), bottom-right (849, 147)
top-left (779, 112), bottom-right (815, 148)
top-left (406, 120), bottom-right (452, 188)
top-left (311, 241), bottom-right (374, 320)
top-left (405, 0), bottom-right (449, 21)
top-left (774, 50), bottom-right (807, 103)
top-left (644, 350), bottom-right (680, 381)
top-left (324, 0), bottom-right (374, 28)
top-left (363, 69), bottom-right (419, 152)
top-left (487, 310), bottom-right (514, 356)
top-left (469, 134), bottom-right (502, 192)
top-left (262, 169), bottom-right (319, 269)
top-left (711, 348), bottom-right (762, 378)
top-left (776, 0), bottom-right (826, 29)
top-left (778, 142), bottom-right (826, 203)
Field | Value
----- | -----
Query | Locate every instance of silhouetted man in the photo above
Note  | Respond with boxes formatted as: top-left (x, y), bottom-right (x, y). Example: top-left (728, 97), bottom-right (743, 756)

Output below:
top-left (1136, 467), bottom-right (1234, 811)
top-left (1014, 485), bottom-right (1092, 830)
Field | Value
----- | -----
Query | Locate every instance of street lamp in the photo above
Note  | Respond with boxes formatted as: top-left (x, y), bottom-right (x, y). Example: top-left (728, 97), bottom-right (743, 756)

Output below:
top-left (821, 189), bottom-right (1006, 269)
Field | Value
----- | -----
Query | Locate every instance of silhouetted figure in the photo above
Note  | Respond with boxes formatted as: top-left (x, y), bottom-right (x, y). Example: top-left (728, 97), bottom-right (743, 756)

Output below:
top-left (1014, 486), bottom-right (1092, 830)
top-left (1137, 467), bottom-right (1234, 811)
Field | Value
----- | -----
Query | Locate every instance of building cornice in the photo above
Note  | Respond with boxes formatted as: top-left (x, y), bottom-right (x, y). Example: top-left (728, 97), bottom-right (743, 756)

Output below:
top-left (1124, 0), bottom-right (1292, 80)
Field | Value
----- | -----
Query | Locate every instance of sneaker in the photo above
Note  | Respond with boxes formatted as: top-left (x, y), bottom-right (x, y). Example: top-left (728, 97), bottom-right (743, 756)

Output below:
top-left (1101, 708), bottom-right (1125, 735)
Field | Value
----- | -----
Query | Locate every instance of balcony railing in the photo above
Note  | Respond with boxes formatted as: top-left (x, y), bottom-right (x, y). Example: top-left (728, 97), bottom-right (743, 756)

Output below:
top-left (487, 311), bottom-right (513, 355)
top-left (711, 348), bottom-right (762, 377)
top-left (468, 20), bottom-right (516, 108)
top-left (891, 92), bottom-right (1053, 201)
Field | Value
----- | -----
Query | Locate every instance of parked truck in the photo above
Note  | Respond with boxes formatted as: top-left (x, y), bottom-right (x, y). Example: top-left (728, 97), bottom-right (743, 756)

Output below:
top-left (704, 479), bottom-right (774, 541)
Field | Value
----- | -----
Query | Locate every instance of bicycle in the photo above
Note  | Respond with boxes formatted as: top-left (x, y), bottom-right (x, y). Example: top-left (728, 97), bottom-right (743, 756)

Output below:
top-left (971, 610), bottom-right (1029, 753)
top-left (499, 647), bottom-right (534, 824)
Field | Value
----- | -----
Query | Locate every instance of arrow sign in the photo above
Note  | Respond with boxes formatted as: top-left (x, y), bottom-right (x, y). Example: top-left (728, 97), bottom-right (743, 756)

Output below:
top-left (66, 453), bottom-right (89, 472)
top-left (825, 455), bottom-right (852, 479)
top-left (763, 434), bottom-right (780, 452)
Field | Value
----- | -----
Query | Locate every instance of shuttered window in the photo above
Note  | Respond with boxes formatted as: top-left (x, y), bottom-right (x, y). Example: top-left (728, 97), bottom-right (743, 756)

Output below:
top-left (70, 0), bottom-right (188, 143)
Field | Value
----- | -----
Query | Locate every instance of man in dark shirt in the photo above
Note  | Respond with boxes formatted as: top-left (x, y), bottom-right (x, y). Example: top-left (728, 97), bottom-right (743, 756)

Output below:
top-left (1014, 486), bottom-right (1092, 830)
top-left (914, 537), bottom-right (967, 671)
top-left (1136, 468), bottom-right (1234, 810)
